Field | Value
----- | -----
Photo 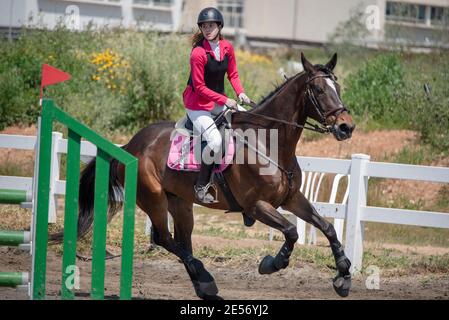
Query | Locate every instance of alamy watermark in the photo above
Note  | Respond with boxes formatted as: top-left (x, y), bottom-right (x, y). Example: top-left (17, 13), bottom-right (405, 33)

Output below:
top-left (64, 265), bottom-right (81, 290)
top-left (171, 128), bottom-right (280, 176)
top-left (65, 5), bottom-right (81, 31)
top-left (365, 265), bottom-right (381, 290)
top-left (365, 5), bottom-right (381, 31)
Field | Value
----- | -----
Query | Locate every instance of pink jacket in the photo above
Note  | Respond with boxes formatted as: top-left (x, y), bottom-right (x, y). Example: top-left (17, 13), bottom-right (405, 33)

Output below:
top-left (183, 39), bottom-right (245, 111)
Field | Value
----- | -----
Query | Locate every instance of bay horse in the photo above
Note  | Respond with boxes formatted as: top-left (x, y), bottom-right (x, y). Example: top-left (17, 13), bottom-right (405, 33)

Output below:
top-left (75, 53), bottom-right (355, 299)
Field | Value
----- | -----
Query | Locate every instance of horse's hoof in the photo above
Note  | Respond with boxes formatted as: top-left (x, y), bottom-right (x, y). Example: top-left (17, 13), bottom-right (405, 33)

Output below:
top-left (242, 213), bottom-right (256, 227)
top-left (258, 255), bottom-right (278, 275)
top-left (333, 274), bottom-right (351, 298)
top-left (193, 280), bottom-right (219, 298)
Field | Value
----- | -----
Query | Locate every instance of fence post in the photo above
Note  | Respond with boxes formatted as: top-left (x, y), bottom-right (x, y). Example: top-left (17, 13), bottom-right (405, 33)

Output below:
top-left (296, 218), bottom-right (306, 244)
top-left (48, 132), bottom-right (62, 223)
top-left (345, 154), bottom-right (370, 275)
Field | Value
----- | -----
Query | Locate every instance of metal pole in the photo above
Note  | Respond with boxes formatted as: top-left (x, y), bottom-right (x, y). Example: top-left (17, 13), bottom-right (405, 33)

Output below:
top-left (8, 0), bottom-right (13, 42)
top-left (0, 230), bottom-right (31, 246)
top-left (292, 0), bottom-right (298, 40)
top-left (0, 272), bottom-right (29, 287)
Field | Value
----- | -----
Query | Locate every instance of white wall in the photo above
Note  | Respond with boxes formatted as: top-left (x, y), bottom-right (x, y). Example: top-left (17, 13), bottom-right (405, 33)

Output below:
top-left (0, 0), bottom-right (176, 31)
top-left (0, 0), bottom-right (28, 28)
top-left (244, 0), bottom-right (384, 44)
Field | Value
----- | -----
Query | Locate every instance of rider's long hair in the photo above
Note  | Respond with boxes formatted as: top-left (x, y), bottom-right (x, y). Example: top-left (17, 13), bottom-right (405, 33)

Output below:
top-left (191, 28), bottom-right (224, 48)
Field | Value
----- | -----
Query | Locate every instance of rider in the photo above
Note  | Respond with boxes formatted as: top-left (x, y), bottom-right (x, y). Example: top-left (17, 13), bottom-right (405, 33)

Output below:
top-left (183, 7), bottom-right (251, 204)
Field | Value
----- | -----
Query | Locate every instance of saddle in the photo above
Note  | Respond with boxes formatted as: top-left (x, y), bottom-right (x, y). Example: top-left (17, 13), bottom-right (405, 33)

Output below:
top-left (170, 109), bottom-right (234, 171)
top-left (168, 109), bottom-right (244, 214)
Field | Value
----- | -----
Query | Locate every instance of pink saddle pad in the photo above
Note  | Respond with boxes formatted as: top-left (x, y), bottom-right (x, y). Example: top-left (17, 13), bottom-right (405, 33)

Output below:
top-left (167, 132), bottom-right (235, 172)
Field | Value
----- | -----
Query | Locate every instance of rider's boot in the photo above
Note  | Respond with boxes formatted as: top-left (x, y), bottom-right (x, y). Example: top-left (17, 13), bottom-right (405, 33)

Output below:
top-left (194, 146), bottom-right (218, 204)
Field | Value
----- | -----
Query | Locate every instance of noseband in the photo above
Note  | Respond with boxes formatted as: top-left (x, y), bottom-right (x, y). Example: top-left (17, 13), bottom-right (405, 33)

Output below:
top-left (305, 73), bottom-right (349, 126)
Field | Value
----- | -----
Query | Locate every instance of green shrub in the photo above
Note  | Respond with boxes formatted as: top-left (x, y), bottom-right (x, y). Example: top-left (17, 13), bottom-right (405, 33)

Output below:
top-left (342, 53), bottom-right (405, 122)
top-left (406, 54), bottom-right (449, 153)
top-left (111, 31), bottom-right (189, 132)
top-left (0, 26), bottom-right (107, 130)
top-left (0, 27), bottom-right (279, 134)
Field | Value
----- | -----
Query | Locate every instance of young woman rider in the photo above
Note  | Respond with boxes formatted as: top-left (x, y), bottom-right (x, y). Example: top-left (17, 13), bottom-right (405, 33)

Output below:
top-left (183, 7), bottom-right (251, 203)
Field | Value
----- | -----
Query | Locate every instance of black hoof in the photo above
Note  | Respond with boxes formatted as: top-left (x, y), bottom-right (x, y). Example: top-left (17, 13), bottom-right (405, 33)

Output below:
top-left (333, 274), bottom-right (351, 298)
top-left (193, 280), bottom-right (219, 298)
top-left (242, 213), bottom-right (256, 227)
top-left (258, 255), bottom-right (278, 275)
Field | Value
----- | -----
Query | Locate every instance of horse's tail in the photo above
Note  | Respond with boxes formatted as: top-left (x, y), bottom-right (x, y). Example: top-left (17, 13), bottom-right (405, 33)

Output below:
top-left (49, 156), bottom-right (124, 243)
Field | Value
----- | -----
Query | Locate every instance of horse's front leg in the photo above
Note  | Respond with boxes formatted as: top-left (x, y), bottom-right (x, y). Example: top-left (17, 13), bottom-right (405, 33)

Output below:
top-left (247, 200), bottom-right (298, 275)
top-left (283, 191), bottom-right (352, 297)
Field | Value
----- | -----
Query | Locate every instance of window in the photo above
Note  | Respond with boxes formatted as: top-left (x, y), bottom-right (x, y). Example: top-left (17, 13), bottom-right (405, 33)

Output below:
top-left (133, 0), bottom-right (172, 6)
top-left (431, 6), bottom-right (449, 26)
top-left (217, 0), bottom-right (244, 29)
top-left (87, 0), bottom-right (122, 3)
top-left (386, 2), bottom-right (426, 24)
top-left (153, 0), bottom-right (171, 6)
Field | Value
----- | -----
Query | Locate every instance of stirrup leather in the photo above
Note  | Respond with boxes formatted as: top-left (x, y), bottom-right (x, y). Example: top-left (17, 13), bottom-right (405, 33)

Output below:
top-left (194, 183), bottom-right (219, 204)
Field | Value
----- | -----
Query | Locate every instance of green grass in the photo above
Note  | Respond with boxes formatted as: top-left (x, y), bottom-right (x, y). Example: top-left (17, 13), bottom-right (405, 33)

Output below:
top-left (0, 161), bottom-right (31, 177)
top-left (194, 226), bottom-right (252, 240)
top-left (141, 241), bottom-right (449, 276)
top-left (364, 223), bottom-right (449, 248)
top-left (387, 145), bottom-right (434, 165)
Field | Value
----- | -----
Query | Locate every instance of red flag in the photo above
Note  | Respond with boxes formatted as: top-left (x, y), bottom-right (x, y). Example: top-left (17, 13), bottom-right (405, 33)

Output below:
top-left (40, 64), bottom-right (71, 99)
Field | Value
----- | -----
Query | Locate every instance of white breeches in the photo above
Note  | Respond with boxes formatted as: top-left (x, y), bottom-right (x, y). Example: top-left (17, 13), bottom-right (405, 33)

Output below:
top-left (186, 104), bottom-right (246, 154)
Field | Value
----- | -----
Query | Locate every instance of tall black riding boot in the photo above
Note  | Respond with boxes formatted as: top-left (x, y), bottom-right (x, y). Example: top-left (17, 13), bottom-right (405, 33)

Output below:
top-left (194, 146), bottom-right (218, 204)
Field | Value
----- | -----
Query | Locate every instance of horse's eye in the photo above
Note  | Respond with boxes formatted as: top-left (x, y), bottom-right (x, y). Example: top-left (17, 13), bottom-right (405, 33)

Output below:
top-left (314, 85), bottom-right (324, 95)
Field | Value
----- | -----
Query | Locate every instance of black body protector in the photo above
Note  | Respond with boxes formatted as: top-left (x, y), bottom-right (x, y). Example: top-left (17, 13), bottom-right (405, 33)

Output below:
top-left (187, 42), bottom-right (228, 95)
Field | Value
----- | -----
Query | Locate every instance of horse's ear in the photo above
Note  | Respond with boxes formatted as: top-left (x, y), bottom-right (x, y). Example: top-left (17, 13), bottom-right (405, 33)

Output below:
top-left (301, 52), bottom-right (315, 74)
top-left (325, 53), bottom-right (338, 71)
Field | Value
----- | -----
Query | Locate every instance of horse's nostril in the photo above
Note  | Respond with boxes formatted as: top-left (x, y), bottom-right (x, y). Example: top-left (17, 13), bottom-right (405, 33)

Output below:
top-left (339, 123), bottom-right (350, 134)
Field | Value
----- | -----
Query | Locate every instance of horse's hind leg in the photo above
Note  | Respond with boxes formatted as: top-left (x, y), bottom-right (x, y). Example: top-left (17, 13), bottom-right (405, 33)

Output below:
top-left (246, 200), bottom-right (298, 275)
top-left (166, 194), bottom-right (222, 300)
top-left (168, 194), bottom-right (193, 255)
top-left (283, 191), bottom-right (352, 297)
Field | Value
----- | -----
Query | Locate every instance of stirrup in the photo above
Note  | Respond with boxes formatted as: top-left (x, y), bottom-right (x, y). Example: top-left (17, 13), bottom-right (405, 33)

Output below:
top-left (194, 183), bottom-right (219, 204)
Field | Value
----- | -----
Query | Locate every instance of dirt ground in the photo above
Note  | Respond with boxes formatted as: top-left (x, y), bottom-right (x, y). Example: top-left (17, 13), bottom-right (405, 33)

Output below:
top-left (1, 238), bottom-right (449, 301)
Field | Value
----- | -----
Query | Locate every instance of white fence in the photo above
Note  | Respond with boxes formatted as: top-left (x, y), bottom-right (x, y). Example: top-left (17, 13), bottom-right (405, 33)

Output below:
top-left (1, 134), bottom-right (449, 274)
top-left (0, 132), bottom-right (100, 223)
top-left (293, 154), bottom-right (449, 274)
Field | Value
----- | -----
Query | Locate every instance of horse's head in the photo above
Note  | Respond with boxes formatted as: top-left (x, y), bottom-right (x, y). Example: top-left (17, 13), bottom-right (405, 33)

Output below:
top-left (300, 52), bottom-right (355, 141)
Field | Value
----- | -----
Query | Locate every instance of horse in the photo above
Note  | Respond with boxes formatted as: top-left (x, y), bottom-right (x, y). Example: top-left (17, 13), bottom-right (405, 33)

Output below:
top-left (74, 52), bottom-right (355, 300)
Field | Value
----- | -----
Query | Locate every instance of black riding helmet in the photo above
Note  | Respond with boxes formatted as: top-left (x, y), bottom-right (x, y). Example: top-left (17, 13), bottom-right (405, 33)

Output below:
top-left (197, 7), bottom-right (224, 28)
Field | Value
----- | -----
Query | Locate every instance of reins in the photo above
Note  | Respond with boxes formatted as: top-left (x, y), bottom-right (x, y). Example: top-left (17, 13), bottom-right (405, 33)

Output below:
top-left (233, 73), bottom-right (347, 135)
top-left (236, 104), bottom-right (332, 134)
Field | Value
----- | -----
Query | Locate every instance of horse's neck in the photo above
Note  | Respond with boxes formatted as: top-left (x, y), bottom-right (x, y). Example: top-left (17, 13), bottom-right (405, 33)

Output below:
top-left (253, 76), bottom-right (307, 162)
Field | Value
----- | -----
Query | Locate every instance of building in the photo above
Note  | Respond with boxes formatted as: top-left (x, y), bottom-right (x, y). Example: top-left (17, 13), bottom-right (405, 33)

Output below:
top-left (1, 0), bottom-right (448, 48)
top-left (180, 0), bottom-right (449, 49)
top-left (0, 0), bottom-right (183, 34)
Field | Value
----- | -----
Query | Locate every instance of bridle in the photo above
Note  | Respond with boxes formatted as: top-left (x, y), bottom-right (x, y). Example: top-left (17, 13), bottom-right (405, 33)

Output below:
top-left (305, 72), bottom-right (349, 128)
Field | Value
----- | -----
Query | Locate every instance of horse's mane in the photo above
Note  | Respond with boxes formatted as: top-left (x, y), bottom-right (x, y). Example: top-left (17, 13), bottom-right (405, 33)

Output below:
top-left (233, 71), bottom-right (305, 127)
top-left (250, 64), bottom-right (335, 112)
top-left (233, 63), bottom-right (335, 127)
top-left (254, 71), bottom-right (305, 109)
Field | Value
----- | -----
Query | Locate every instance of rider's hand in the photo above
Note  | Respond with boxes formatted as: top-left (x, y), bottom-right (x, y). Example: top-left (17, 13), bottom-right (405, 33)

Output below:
top-left (238, 93), bottom-right (252, 105)
top-left (226, 98), bottom-right (238, 110)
